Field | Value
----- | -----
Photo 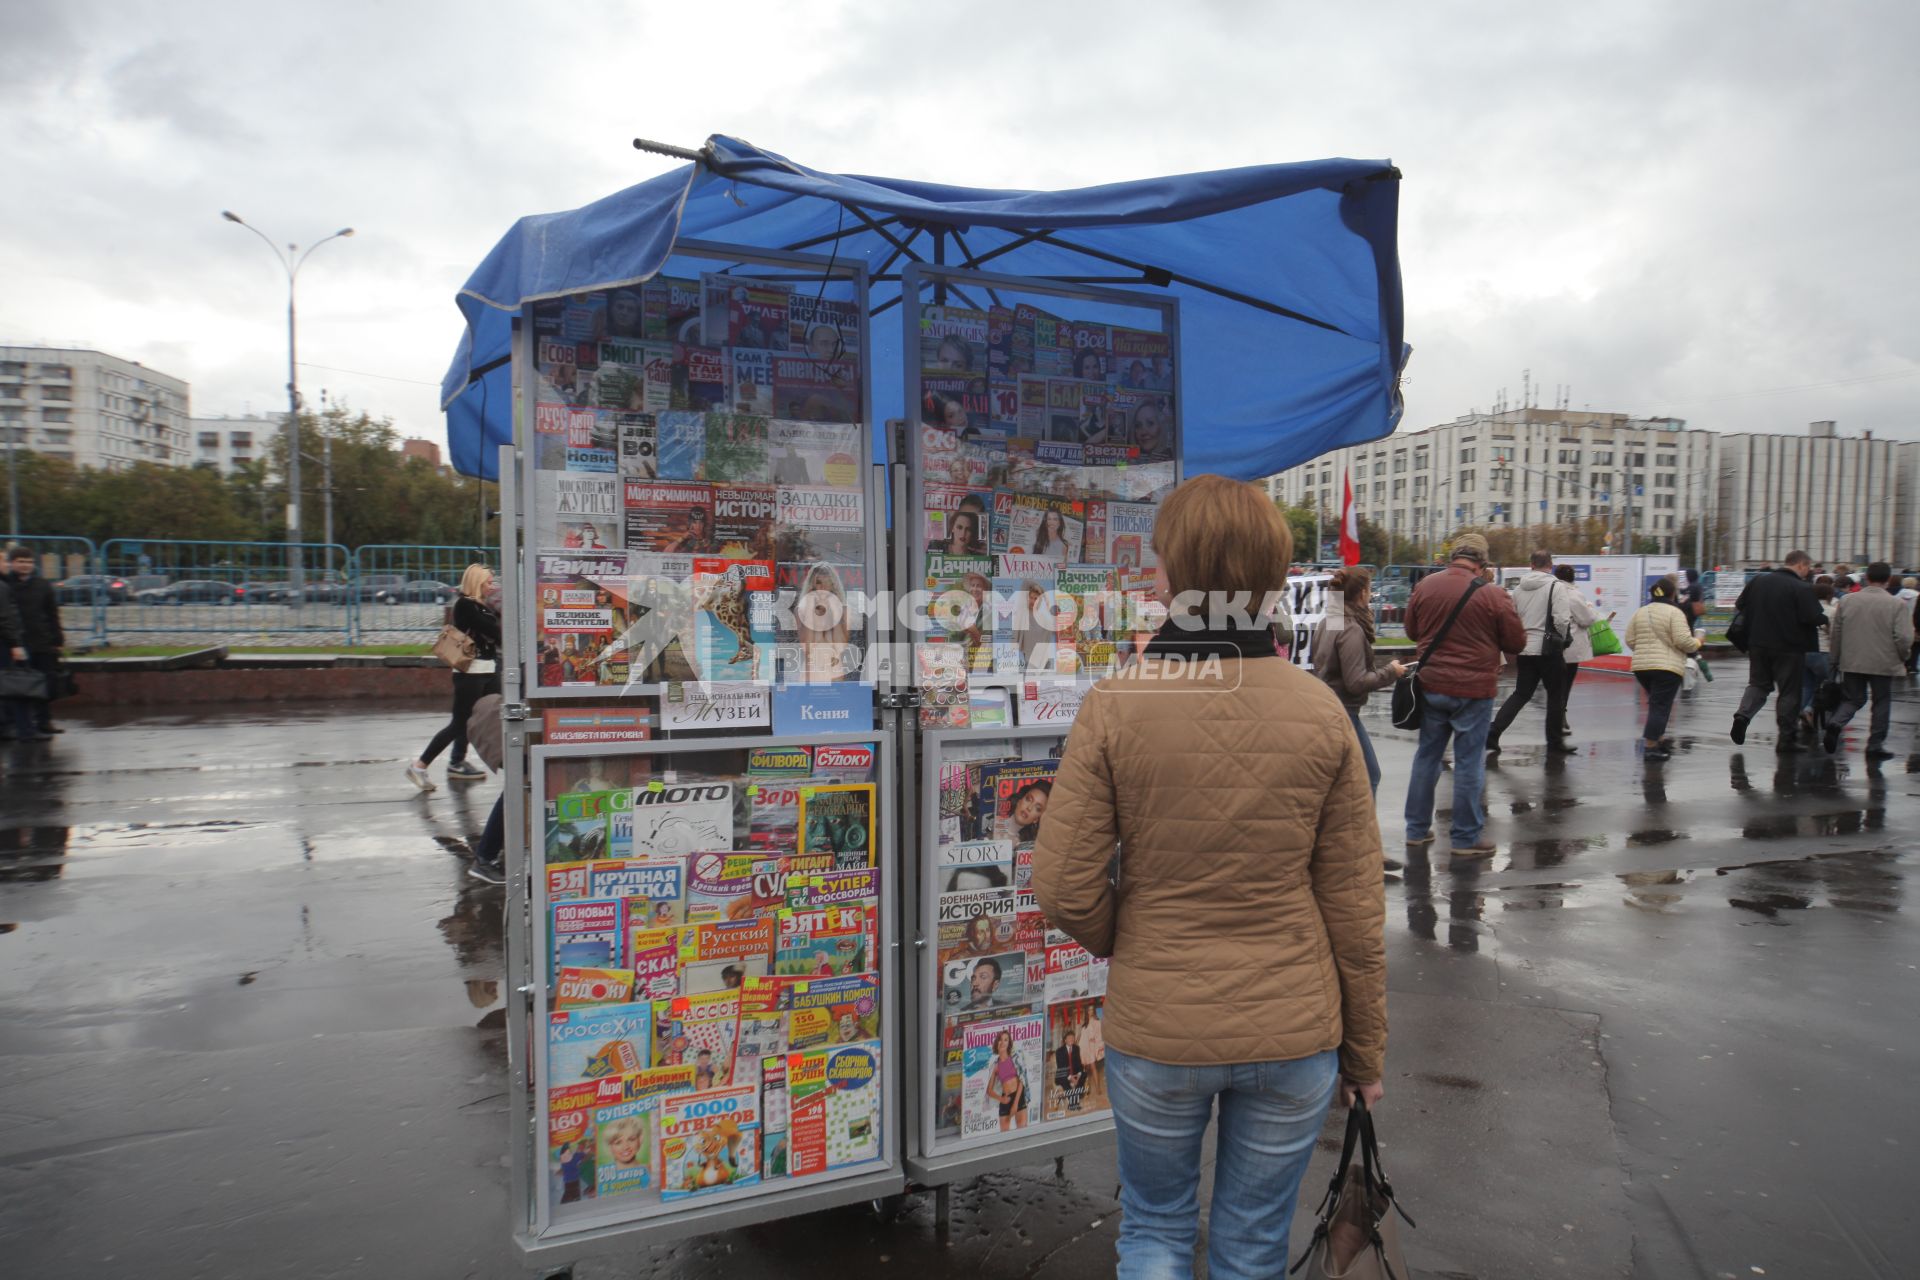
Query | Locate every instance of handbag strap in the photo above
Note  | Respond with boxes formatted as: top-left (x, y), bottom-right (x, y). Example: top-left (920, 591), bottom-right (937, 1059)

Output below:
top-left (1417, 576), bottom-right (1485, 667)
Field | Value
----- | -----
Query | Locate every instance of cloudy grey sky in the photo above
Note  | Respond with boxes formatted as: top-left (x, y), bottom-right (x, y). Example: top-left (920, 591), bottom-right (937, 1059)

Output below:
top-left (3, 0), bottom-right (1915, 462)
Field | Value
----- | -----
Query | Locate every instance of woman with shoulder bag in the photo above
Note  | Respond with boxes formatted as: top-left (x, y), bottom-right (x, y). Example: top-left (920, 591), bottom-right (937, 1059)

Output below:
top-left (1550, 564), bottom-right (1599, 738)
top-left (407, 564), bottom-right (502, 792)
top-left (1314, 567), bottom-right (1406, 795)
top-left (1032, 475), bottom-right (1386, 1279)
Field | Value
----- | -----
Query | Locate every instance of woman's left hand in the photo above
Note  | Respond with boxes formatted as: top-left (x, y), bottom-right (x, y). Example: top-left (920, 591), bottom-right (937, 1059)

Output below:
top-left (1340, 1077), bottom-right (1384, 1110)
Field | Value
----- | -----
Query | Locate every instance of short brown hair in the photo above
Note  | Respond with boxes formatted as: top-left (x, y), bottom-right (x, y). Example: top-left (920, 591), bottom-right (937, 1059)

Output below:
top-left (1152, 475), bottom-right (1293, 599)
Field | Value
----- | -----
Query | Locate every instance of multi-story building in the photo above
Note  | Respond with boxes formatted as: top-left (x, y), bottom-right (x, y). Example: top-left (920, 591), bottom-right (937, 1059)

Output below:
top-left (0, 345), bottom-right (191, 470)
top-left (1263, 408), bottom-right (1716, 556)
top-left (1715, 422), bottom-right (1920, 568)
top-left (190, 414), bottom-right (277, 473)
top-left (400, 438), bottom-right (443, 468)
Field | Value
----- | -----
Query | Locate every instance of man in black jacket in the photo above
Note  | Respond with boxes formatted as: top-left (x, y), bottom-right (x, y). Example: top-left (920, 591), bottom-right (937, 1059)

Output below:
top-left (5, 547), bottom-right (62, 737)
top-left (1732, 549), bottom-right (1825, 750)
top-left (0, 570), bottom-right (31, 742)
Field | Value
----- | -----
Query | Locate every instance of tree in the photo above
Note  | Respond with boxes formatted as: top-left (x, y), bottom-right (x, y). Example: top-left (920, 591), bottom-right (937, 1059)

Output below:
top-left (1275, 501), bottom-right (1318, 564)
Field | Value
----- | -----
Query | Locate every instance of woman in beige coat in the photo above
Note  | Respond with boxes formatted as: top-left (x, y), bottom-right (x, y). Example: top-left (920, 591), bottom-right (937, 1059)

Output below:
top-left (1624, 576), bottom-right (1702, 761)
top-left (1031, 475), bottom-right (1387, 1280)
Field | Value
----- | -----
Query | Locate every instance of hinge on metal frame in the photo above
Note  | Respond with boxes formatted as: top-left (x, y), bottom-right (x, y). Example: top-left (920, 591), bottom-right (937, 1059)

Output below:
top-left (503, 702), bottom-right (532, 721)
top-left (878, 689), bottom-right (922, 710)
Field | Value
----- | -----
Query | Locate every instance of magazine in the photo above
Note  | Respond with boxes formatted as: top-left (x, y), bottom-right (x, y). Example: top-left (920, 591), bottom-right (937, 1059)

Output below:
top-left (797, 783), bottom-right (875, 869)
top-left (691, 557), bottom-right (775, 682)
top-left (975, 759), bottom-right (1058, 848)
top-left (533, 554), bottom-right (634, 687)
top-left (1106, 501), bottom-right (1159, 568)
top-left (1044, 996), bottom-right (1103, 1119)
top-left (759, 1054), bottom-right (791, 1179)
top-left (593, 340), bottom-right (673, 414)
top-left (711, 483), bottom-right (776, 559)
top-left (938, 838), bottom-right (1015, 894)
top-left (663, 990), bottom-right (742, 1090)
top-left (787, 972), bottom-right (880, 1050)
top-left (1043, 937), bottom-right (1105, 1003)
top-left (615, 412), bottom-right (659, 478)
top-left (788, 293), bottom-right (861, 359)
top-left (684, 850), bottom-right (763, 923)
top-left (658, 1083), bottom-right (762, 1199)
top-left (1046, 377), bottom-right (1110, 446)
top-left (631, 937), bottom-right (682, 1001)
top-left (772, 354), bottom-right (860, 423)
top-left (936, 885), bottom-right (1017, 965)
top-left (787, 1040), bottom-right (882, 1174)
top-left (1110, 326), bottom-right (1173, 390)
top-left (1025, 305), bottom-right (1073, 377)
top-left (961, 1013), bottom-right (1043, 1137)
top-left (704, 412), bottom-right (771, 484)
top-left (590, 1093), bottom-right (658, 1198)
top-left (924, 483), bottom-right (993, 557)
top-left (547, 1001), bottom-right (653, 1083)
top-left (642, 276), bottom-right (702, 342)
top-left (656, 410), bottom-right (709, 479)
top-left (585, 858), bottom-right (687, 925)
top-left (670, 344), bottom-right (729, 413)
top-left (549, 898), bottom-right (623, 981)
top-left (986, 305), bottom-right (1016, 384)
top-left (555, 966), bottom-right (636, 1010)
top-left (773, 902), bottom-right (873, 978)
top-left (920, 305), bottom-right (989, 374)
top-left (629, 781), bottom-right (734, 858)
top-left (702, 273), bottom-right (791, 351)
top-left (547, 861), bottom-right (592, 902)
top-left (921, 371), bottom-right (990, 435)
top-left (1004, 493), bottom-right (1085, 564)
top-left (548, 1076), bottom-right (625, 1205)
top-left (622, 479), bottom-right (715, 554)
top-left (937, 1006), bottom-right (1021, 1134)
top-left (768, 419), bottom-right (861, 488)
top-left (727, 349), bottom-right (775, 416)
top-left (734, 974), bottom-right (796, 1068)
top-left (775, 484), bottom-right (866, 565)
top-left (915, 641), bottom-right (970, 728)
top-left (1065, 321), bottom-right (1110, 381)
top-left (941, 949), bottom-right (1029, 1016)
top-left (534, 473), bottom-right (620, 552)
top-left (681, 924), bottom-right (775, 998)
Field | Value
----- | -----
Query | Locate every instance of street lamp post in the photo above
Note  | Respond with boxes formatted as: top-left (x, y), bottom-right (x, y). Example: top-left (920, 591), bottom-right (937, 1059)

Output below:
top-left (221, 212), bottom-right (352, 590)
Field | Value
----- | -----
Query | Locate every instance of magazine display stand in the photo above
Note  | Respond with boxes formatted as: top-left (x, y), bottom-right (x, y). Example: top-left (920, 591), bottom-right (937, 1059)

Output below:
top-left (897, 266), bottom-right (1183, 1185)
top-left (500, 241), bottom-right (906, 1252)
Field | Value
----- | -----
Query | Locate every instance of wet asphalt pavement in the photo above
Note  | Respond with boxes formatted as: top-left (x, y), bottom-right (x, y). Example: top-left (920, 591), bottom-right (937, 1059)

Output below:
top-left (0, 670), bottom-right (1915, 1279)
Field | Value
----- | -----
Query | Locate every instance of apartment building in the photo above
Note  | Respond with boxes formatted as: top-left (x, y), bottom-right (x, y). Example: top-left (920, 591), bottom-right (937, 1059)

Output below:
top-left (1715, 422), bottom-right (1920, 567)
top-left (1264, 408), bottom-right (1715, 555)
top-left (0, 345), bottom-right (191, 470)
top-left (190, 414), bottom-right (277, 473)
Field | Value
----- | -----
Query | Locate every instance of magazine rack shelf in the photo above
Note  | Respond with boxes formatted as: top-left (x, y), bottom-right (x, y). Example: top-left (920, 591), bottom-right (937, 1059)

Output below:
top-left (500, 238), bottom-right (907, 1254)
top-left (897, 266), bottom-right (1184, 1184)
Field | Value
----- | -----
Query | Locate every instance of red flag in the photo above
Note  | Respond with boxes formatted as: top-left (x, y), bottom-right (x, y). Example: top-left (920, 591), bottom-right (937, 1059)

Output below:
top-left (1338, 470), bottom-right (1362, 566)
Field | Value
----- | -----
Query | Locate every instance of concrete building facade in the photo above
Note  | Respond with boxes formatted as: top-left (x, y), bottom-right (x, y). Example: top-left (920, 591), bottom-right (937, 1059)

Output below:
top-left (190, 414), bottom-right (277, 473)
top-left (1714, 422), bottom-right (1920, 568)
top-left (1263, 408), bottom-right (1715, 557)
top-left (0, 345), bottom-right (191, 470)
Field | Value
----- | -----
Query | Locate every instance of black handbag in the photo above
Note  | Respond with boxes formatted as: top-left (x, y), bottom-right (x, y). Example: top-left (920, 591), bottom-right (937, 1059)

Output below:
top-left (0, 668), bottom-right (49, 701)
top-left (49, 666), bottom-right (79, 700)
top-left (1814, 677), bottom-right (1846, 717)
top-left (1726, 609), bottom-right (1750, 653)
top-left (1539, 581), bottom-right (1571, 662)
top-left (1390, 579), bottom-right (1484, 731)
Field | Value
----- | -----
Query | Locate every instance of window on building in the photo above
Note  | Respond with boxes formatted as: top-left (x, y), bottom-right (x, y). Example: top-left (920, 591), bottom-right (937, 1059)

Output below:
top-left (0, 362), bottom-right (26, 378)
top-left (1392, 479), bottom-right (1406, 499)
top-left (1458, 471), bottom-right (1477, 493)
top-left (36, 364), bottom-right (72, 380)
top-left (199, 433), bottom-right (220, 448)
top-left (232, 433), bottom-right (252, 448)
top-left (1373, 482), bottom-right (1386, 502)
top-left (1413, 449), bottom-right (1428, 470)
top-left (41, 386), bottom-right (70, 402)
top-left (1593, 450), bottom-right (1613, 465)
top-left (1392, 453), bottom-right (1407, 474)
top-left (1459, 447), bottom-right (1477, 464)
top-left (1627, 451), bottom-right (1646, 467)
top-left (1655, 474), bottom-right (1676, 489)
top-left (42, 408), bottom-right (71, 423)
top-left (1413, 478), bottom-right (1428, 499)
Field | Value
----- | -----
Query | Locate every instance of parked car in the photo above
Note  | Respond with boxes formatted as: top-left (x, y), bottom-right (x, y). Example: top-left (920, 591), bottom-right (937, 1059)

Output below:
top-left (294, 580), bottom-right (351, 604)
top-left (355, 574), bottom-right (407, 603)
top-left (135, 579), bottom-right (241, 606)
top-left (375, 579), bottom-right (457, 606)
top-left (236, 581), bottom-right (298, 605)
top-left (55, 574), bottom-right (129, 605)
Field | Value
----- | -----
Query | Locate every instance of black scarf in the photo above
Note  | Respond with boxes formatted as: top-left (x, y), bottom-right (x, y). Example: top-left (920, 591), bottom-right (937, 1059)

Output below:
top-left (1143, 618), bottom-right (1280, 661)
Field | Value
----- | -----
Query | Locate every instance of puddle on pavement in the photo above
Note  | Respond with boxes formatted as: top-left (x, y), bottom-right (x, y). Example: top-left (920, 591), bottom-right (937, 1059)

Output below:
top-left (66, 820), bottom-right (266, 850)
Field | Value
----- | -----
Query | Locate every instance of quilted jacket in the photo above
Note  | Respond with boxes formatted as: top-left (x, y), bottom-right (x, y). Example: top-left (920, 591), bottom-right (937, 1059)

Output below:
top-left (1030, 652), bottom-right (1388, 1083)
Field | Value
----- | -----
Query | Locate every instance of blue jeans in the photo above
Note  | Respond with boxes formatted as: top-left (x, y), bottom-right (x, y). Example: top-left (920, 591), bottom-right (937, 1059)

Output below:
top-left (1403, 691), bottom-right (1493, 844)
top-left (1800, 651), bottom-right (1830, 714)
top-left (1346, 707), bottom-right (1381, 796)
top-left (1107, 1046), bottom-right (1338, 1280)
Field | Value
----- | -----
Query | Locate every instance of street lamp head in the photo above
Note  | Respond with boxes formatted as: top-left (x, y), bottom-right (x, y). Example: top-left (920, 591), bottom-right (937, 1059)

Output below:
top-left (221, 210), bottom-right (243, 223)
top-left (337, 228), bottom-right (355, 238)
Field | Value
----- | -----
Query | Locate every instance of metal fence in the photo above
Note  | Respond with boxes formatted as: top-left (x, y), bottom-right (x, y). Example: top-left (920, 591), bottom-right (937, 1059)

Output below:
top-left (13, 538), bottom-right (499, 649)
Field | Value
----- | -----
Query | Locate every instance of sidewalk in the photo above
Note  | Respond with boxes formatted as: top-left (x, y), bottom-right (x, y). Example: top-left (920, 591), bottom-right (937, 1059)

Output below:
top-left (0, 674), bottom-right (1914, 1279)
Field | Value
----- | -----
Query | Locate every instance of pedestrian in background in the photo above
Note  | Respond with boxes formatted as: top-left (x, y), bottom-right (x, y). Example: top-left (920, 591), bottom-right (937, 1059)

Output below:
top-left (0, 573), bottom-right (32, 743)
top-left (407, 564), bottom-right (502, 792)
top-left (1625, 577), bottom-right (1702, 762)
top-left (1901, 577), bottom-right (1920, 674)
top-left (1549, 563), bottom-right (1599, 738)
top-left (1313, 566), bottom-right (1407, 795)
top-left (1031, 474), bottom-right (1386, 1279)
top-left (1731, 550), bottom-right (1824, 751)
top-left (1799, 579), bottom-right (1837, 730)
top-left (4, 547), bottom-right (63, 739)
top-left (1402, 534), bottom-right (1525, 855)
top-left (1824, 562), bottom-right (1914, 760)
top-left (463, 691), bottom-right (507, 885)
top-left (1486, 549), bottom-right (1577, 755)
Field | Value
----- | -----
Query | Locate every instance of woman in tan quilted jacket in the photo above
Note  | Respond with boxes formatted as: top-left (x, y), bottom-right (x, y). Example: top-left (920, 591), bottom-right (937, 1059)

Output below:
top-left (1032, 474), bottom-right (1387, 1280)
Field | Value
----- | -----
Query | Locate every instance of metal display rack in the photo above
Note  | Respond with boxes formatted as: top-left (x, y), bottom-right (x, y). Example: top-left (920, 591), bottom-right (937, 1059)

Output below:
top-left (897, 265), bottom-right (1184, 1190)
top-left (500, 240), bottom-right (907, 1254)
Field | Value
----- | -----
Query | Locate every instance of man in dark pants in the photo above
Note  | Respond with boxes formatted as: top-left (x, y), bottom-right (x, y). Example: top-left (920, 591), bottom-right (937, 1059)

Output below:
top-left (1823, 562), bottom-right (1915, 760)
top-left (0, 573), bottom-right (32, 742)
top-left (1731, 550), bottom-right (1825, 751)
top-left (1487, 549), bottom-right (1576, 755)
top-left (5, 547), bottom-right (63, 737)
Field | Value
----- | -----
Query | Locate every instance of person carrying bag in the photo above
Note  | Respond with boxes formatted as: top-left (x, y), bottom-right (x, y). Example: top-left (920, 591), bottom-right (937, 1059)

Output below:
top-left (1390, 577), bottom-right (1484, 731)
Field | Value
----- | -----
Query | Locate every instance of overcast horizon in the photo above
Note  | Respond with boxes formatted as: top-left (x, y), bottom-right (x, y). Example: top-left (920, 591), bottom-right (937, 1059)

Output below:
top-left (3, 0), bottom-right (1915, 463)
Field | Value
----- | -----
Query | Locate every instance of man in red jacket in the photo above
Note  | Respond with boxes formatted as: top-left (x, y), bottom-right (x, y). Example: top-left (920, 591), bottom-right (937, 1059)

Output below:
top-left (1402, 534), bottom-right (1526, 855)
